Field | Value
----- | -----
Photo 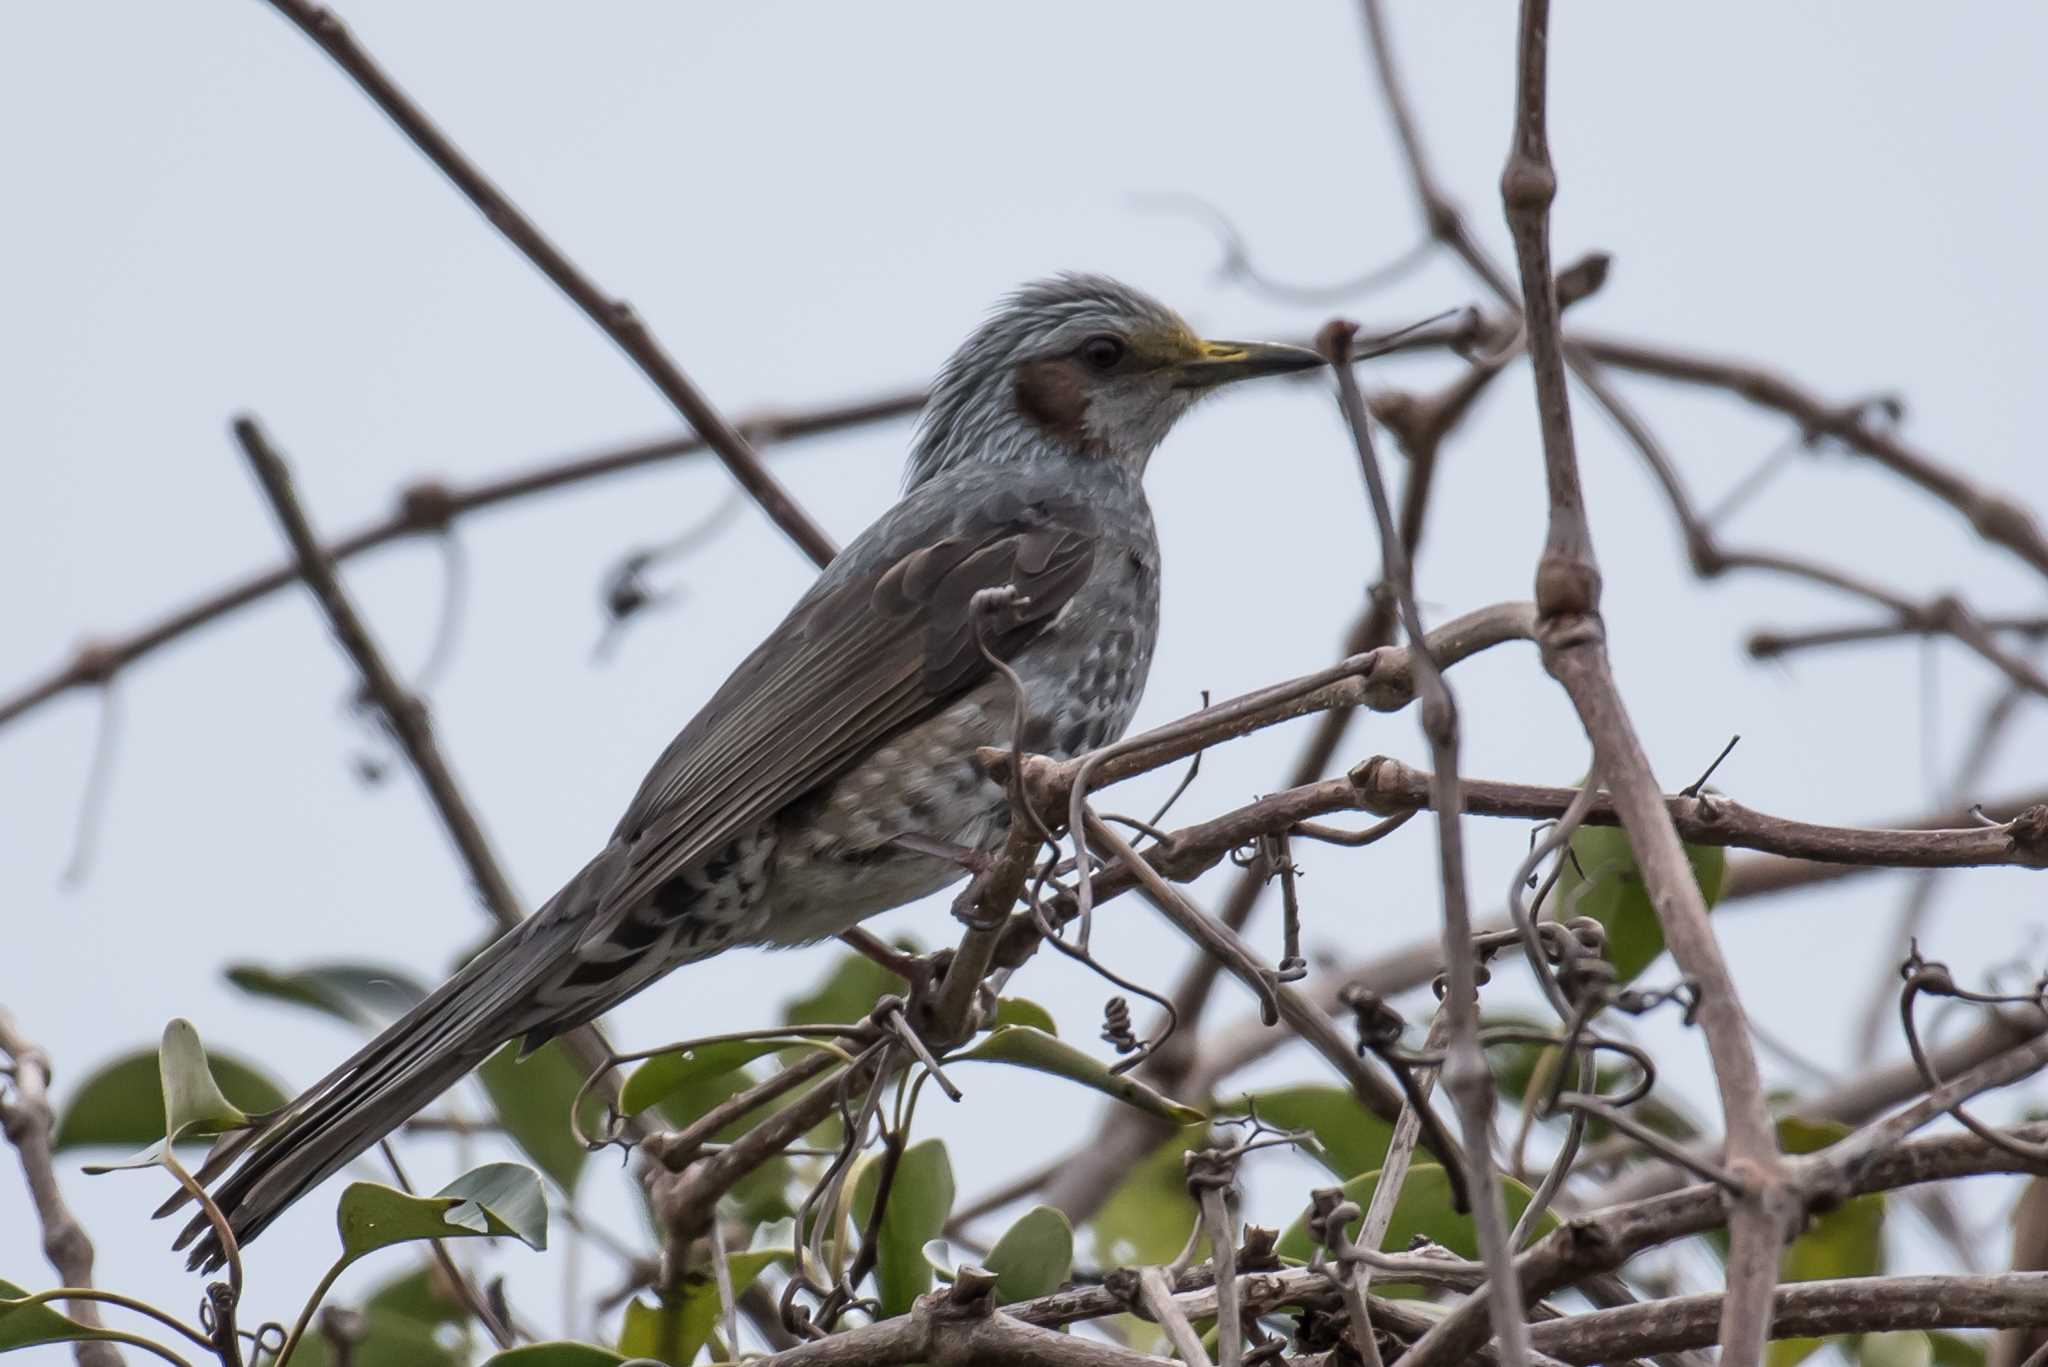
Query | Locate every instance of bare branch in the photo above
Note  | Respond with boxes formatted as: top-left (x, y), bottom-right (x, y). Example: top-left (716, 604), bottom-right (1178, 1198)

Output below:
top-left (1404, 1119), bottom-right (2048, 1367)
top-left (1323, 316), bottom-right (1527, 1366)
top-left (981, 601), bottom-right (1538, 806)
top-left (1351, 757), bottom-right (2048, 871)
top-left (1577, 330), bottom-right (2048, 585)
top-left (1084, 813), bottom-right (1420, 1136)
top-left (0, 392), bottom-right (922, 733)
top-left (232, 415), bottom-right (630, 1112)
top-left (1527, 1273), bottom-right (2048, 1365)
top-left (1749, 614), bottom-right (2048, 662)
top-left (0, 1009), bottom-right (125, 1367)
top-left (1592, 1006), bottom-right (2048, 1208)
top-left (1480, 5), bottom-right (1793, 1360)
top-left (258, 0), bottom-right (839, 568)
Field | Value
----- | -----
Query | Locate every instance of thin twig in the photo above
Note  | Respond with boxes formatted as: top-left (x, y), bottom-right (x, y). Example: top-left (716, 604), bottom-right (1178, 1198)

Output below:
top-left (232, 415), bottom-right (633, 1119)
top-left (1323, 317), bottom-right (1526, 1367)
top-left (1359, 1007), bottom-right (1453, 1260)
top-left (258, 0), bottom-right (838, 569)
top-left (0, 391), bottom-right (922, 733)
top-left (1526, 1272), bottom-right (2048, 1365)
top-left (1082, 811), bottom-right (1420, 1135)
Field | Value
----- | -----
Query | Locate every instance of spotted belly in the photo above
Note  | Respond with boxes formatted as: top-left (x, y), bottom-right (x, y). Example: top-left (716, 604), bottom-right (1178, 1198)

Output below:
top-left (753, 659), bottom-right (1141, 946)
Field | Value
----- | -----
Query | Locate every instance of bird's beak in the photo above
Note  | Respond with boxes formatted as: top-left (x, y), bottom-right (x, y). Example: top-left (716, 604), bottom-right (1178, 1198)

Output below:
top-left (1171, 339), bottom-right (1328, 390)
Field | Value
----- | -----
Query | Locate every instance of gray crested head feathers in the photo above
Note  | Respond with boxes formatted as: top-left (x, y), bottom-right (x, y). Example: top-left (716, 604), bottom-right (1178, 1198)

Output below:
top-left (905, 273), bottom-right (1324, 490)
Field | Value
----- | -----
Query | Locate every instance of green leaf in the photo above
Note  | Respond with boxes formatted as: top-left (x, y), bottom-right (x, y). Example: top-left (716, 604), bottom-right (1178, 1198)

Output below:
top-left (159, 1018), bottom-right (252, 1142)
top-left (1859, 1332), bottom-right (1935, 1367)
top-left (361, 1265), bottom-right (465, 1327)
top-left (619, 1297), bottom-right (690, 1366)
top-left (851, 1138), bottom-right (955, 1317)
top-left (224, 960), bottom-right (429, 1028)
top-left (481, 1345), bottom-right (628, 1366)
top-left (639, 1062), bottom-right (797, 1226)
top-left (953, 1027), bottom-right (1204, 1124)
top-left (921, 1237), bottom-right (961, 1281)
top-left (620, 1039), bottom-right (791, 1119)
top-left (991, 998), bottom-right (1058, 1034)
top-left (1275, 1164), bottom-right (1553, 1265)
top-left (1927, 1333), bottom-right (1988, 1367)
top-left (336, 1161), bottom-right (548, 1266)
top-left (261, 1301), bottom-right (460, 1367)
top-left (1091, 1128), bottom-right (1204, 1267)
top-left (0, 1280), bottom-right (130, 1354)
top-left (986, 1205), bottom-right (1073, 1303)
top-left (1486, 1024), bottom-right (1699, 1147)
top-left (1220, 1086), bottom-right (1393, 1179)
top-left (1556, 822), bottom-right (1726, 983)
top-left (1767, 1193), bottom-right (1885, 1367)
top-left (782, 944), bottom-right (915, 1028)
top-left (617, 1250), bottom-right (784, 1365)
top-left (1767, 1114), bottom-right (1884, 1367)
top-left (55, 1039), bottom-right (287, 1152)
top-left (1777, 1113), bottom-right (1852, 1154)
top-left (75, 1016), bottom-right (273, 1175)
top-left (478, 1040), bottom-right (604, 1194)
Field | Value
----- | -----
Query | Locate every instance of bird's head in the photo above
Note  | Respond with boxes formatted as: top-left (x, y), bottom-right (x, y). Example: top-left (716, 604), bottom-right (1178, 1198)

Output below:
top-left (906, 274), bottom-right (1324, 489)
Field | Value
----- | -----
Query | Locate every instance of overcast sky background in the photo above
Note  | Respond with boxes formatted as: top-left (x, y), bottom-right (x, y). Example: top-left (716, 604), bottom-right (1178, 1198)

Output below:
top-left (5, 2), bottom-right (2047, 1356)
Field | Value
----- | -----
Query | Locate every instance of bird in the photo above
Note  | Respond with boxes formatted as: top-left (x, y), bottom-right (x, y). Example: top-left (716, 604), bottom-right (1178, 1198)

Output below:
top-left (170, 274), bottom-right (1324, 1269)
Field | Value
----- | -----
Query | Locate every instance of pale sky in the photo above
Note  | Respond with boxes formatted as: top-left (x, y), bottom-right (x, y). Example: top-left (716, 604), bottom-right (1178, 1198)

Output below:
top-left (4, 2), bottom-right (2046, 1357)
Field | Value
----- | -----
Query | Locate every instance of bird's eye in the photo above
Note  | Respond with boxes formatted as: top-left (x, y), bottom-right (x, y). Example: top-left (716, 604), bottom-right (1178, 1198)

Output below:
top-left (1079, 334), bottom-right (1127, 372)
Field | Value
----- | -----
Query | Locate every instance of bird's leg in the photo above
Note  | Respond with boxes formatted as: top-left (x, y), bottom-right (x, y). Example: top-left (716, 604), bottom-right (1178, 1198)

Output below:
top-left (883, 831), bottom-right (994, 876)
top-left (880, 831), bottom-right (1011, 932)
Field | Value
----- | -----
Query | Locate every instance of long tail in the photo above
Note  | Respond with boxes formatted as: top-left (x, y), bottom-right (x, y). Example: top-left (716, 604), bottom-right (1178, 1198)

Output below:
top-left (164, 860), bottom-right (613, 1272)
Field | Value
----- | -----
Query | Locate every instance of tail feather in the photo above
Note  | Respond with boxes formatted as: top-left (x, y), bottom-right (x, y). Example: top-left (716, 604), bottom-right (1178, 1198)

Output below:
top-left (168, 883), bottom-right (605, 1272)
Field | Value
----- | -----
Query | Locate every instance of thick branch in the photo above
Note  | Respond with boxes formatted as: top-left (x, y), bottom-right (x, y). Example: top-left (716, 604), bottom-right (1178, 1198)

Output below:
top-left (754, 1281), bottom-right (1174, 1367)
top-left (1494, 3), bottom-right (1787, 1361)
top-left (1425, 1119), bottom-right (2048, 1366)
top-left (1527, 1273), bottom-right (2048, 1365)
top-left (0, 1010), bottom-right (124, 1367)
top-left (1352, 757), bottom-right (2048, 870)
top-left (981, 601), bottom-right (1537, 808)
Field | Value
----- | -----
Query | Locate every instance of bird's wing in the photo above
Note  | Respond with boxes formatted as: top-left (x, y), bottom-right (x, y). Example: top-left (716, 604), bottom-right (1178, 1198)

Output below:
top-left (590, 486), bottom-right (1098, 929)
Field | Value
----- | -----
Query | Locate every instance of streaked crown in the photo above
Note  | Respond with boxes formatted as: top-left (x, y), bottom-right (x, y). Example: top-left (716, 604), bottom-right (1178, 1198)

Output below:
top-left (905, 274), bottom-right (1322, 489)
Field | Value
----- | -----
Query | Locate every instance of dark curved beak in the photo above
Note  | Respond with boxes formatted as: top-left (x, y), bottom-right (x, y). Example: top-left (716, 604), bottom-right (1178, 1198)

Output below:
top-left (1172, 339), bottom-right (1328, 390)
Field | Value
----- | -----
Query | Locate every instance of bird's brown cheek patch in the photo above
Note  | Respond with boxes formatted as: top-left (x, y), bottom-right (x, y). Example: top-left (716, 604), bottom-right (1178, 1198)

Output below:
top-left (1014, 358), bottom-right (1106, 456)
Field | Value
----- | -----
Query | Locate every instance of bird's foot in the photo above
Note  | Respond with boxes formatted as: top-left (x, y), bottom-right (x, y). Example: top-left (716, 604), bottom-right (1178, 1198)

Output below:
top-left (881, 832), bottom-right (1007, 930)
top-left (948, 873), bottom-right (1008, 932)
